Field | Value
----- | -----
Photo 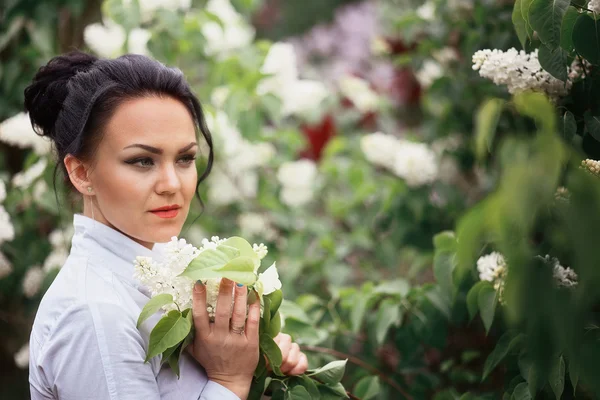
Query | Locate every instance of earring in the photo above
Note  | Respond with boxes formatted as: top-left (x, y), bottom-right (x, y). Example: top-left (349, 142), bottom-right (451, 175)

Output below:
top-left (87, 187), bottom-right (93, 194)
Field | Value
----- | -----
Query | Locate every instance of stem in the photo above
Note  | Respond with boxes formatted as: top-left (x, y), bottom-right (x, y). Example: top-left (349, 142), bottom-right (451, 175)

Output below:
top-left (302, 345), bottom-right (414, 400)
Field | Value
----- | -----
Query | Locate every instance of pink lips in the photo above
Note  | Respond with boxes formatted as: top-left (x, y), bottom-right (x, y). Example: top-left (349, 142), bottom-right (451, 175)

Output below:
top-left (149, 205), bottom-right (180, 219)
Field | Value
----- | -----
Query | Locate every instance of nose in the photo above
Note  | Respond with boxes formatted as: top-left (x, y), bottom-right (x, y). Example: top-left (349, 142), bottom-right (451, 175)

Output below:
top-left (155, 164), bottom-right (181, 195)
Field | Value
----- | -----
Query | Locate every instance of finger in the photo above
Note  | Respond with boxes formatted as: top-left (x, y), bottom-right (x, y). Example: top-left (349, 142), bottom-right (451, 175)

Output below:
top-left (287, 353), bottom-right (309, 376)
top-left (230, 283), bottom-right (248, 334)
top-left (245, 291), bottom-right (261, 344)
top-left (192, 281), bottom-right (210, 337)
top-left (281, 342), bottom-right (300, 374)
top-left (214, 278), bottom-right (235, 335)
top-left (277, 335), bottom-right (292, 368)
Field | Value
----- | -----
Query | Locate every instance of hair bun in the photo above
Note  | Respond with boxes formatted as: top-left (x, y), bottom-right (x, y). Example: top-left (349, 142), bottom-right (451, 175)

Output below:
top-left (24, 51), bottom-right (98, 139)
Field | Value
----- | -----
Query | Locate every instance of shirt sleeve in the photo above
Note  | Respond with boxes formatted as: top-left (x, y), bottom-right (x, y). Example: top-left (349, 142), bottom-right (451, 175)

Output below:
top-left (200, 381), bottom-right (241, 400)
top-left (34, 302), bottom-right (161, 400)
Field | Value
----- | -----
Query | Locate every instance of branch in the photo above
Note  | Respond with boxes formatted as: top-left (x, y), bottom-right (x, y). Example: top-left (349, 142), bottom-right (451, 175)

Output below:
top-left (302, 345), bottom-right (414, 400)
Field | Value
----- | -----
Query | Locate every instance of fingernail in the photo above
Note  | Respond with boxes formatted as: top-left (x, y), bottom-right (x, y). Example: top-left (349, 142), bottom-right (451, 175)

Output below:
top-left (196, 280), bottom-right (203, 285)
top-left (236, 283), bottom-right (244, 287)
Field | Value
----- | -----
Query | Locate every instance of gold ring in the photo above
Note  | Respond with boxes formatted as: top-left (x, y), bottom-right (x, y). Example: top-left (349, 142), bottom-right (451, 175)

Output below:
top-left (230, 325), bottom-right (245, 335)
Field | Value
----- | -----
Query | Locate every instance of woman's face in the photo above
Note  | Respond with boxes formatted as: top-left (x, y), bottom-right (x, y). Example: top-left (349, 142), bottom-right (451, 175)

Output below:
top-left (87, 96), bottom-right (198, 248)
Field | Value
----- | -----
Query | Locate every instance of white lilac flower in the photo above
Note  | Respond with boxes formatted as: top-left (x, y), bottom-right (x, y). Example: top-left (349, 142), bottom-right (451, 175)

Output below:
top-left (370, 36), bottom-right (391, 56)
top-left (0, 113), bottom-right (52, 155)
top-left (393, 140), bottom-right (438, 187)
top-left (589, 0), bottom-right (600, 13)
top-left (338, 75), bottom-right (379, 113)
top-left (582, 159), bottom-right (600, 177)
top-left (432, 47), bottom-right (459, 66)
top-left (477, 252), bottom-right (507, 283)
top-left (136, 0), bottom-right (192, 20)
top-left (360, 131), bottom-right (400, 169)
top-left (238, 213), bottom-right (277, 241)
top-left (279, 79), bottom-right (328, 117)
top-left (0, 206), bottom-right (15, 244)
top-left (12, 158), bottom-right (47, 189)
top-left (14, 343), bottom-right (29, 369)
top-left (415, 60), bottom-right (444, 88)
top-left (84, 20), bottom-right (126, 58)
top-left (276, 159), bottom-right (318, 207)
top-left (0, 180), bottom-right (6, 203)
top-left (200, 0), bottom-right (255, 57)
top-left (416, 2), bottom-right (435, 20)
top-left (32, 181), bottom-right (48, 204)
top-left (472, 48), bottom-right (570, 100)
top-left (211, 86), bottom-right (231, 108)
top-left (0, 252), bottom-right (12, 279)
top-left (538, 255), bottom-right (578, 288)
top-left (23, 266), bottom-right (44, 298)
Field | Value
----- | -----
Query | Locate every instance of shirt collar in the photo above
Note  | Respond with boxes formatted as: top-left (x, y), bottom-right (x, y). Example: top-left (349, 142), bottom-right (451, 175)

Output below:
top-left (71, 214), bottom-right (164, 291)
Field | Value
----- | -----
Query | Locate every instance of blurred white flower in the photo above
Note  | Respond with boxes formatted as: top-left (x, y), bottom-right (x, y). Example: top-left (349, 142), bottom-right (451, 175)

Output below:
top-left (84, 20), bottom-right (126, 58)
top-left (211, 86), bottom-right (231, 108)
top-left (23, 266), bottom-right (44, 298)
top-left (128, 28), bottom-right (152, 56)
top-left (0, 113), bottom-right (51, 155)
top-left (280, 80), bottom-right (328, 117)
top-left (277, 159), bottom-right (318, 207)
top-left (14, 343), bottom-right (29, 369)
top-left (0, 206), bottom-right (15, 244)
top-left (12, 158), bottom-right (47, 189)
top-left (0, 180), bottom-right (6, 203)
top-left (255, 263), bottom-right (281, 297)
top-left (589, 0), bottom-right (600, 13)
top-left (538, 255), bottom-right (579, 288)
top-left (432, 47), bottom-right (459, 65)
top-left (43, 226), bottom-right (74, 273)
top-left (32, 181), bottom-right (48, 204)
top-left (257, 43), bottom-right (328, 117)
top-left (136, 0), bottom-right (192, 20)
top-left (208, 168), bottom-right (259, 206)
top-left (582, 159), bottom-right (600, 177)
top-left (417, 2), bottom-right (435, 20)
top-left (0, 252), bottom-right (12, 279)
top-left (415, 60), bottom-right (444, 88)
top-left (238, 212), bottom-right (277, 241)
top-left (477, 252), bottom-right (506, 282)
top-left (393, 140), bottom-right (438, 187)
top-left (201, 0), bottom-right (255, 57)
top-left (370, 36), bottom-right (391, 56)
top-left (338, 75), bottom-right (379, 113)
top-left (360, 131), bottom-right (400, 169)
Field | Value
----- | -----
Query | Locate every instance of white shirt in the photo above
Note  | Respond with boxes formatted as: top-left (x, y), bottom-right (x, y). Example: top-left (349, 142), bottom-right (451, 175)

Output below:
top-left (29, 214), bottom-right (240, 400)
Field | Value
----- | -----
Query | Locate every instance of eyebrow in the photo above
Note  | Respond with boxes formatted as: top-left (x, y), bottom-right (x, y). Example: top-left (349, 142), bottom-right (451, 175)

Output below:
top-left (123, 142), bottom-right (197, 154)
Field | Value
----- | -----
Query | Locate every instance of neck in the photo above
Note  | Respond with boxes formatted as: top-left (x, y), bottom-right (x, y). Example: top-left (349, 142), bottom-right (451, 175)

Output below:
top-left (82, 195), bottom-right (155, 250)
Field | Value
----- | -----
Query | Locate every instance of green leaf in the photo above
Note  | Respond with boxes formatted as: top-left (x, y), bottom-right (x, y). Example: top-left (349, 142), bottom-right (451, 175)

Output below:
top-left (167, 347), bottom-right (181, 378)
top-left (513, 91), bottom-right (556, 134)
top-left (563, 111), bottom-right (577, 140)
top-left (317, 383), bottom-right (349, 399)
top-left (482, 333), bottom-right (524, 380)
top-left (266, 311), bottom-right (282, 338)
top-left (353, 376), bottom-right (380, 400)
top-left (351, 289), bottom-right (371, 333)
top-left (513, 0), bottom-right (529, 48)
top-left (146, 310), bottom-right (192, 362)
top-left (548, 356), bottom-right (565, 400)
top-left (372, 279), bottom-right (410, 297)
top-left (467, 281), bottom-right (488, 321)
top-left (560, 6), bottom-right (579, 52)
top-left (538, 45), bottom-right (569, 81)
top-left (266, 290), bottom-right (283, 319)
top-left (375, 298), bottom-right (401, 345)
top-left (214, 256), bottom-right (257, 285)
top-left (521, 0), bottom-right (536, 39)
top-left (434, 231), bottom-right (457, 252)
top-left (573, 14), bottom-right (600, 64)
top-left (293, 376), bottom-right (321, 399)
top-left (512, 383), bottom-right (532, 400)
top-left (434, 245), bottom-right (456, 302)
top-left (137, 293), bottom-right (174, 328)
top-left (285, 386), bottom-right (311, 400)
top-left (221, 236), bottom-right (260, 270)
top-left (475, 98), bottom-right (505, 161)
top-left (278, 300), bottom-right (311, 324)
top-left (585, 112), bottom-right (600, 141)
top-left (529, 0), bottom-right (571, 49)
top-left (180, 248), bottom-right (231, 280)
top-left (569, 359), bottom-right (579, 395)
top-left (259, 333), bottom-right (283, 375)
top-left (308, 360), bottom-right (347, 385)
top-left (478, 284), bottom-right (497, 334)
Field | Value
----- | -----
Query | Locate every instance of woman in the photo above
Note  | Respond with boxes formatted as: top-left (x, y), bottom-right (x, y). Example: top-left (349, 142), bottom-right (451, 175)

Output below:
top-left (25, 51), bottom-right (308, 400)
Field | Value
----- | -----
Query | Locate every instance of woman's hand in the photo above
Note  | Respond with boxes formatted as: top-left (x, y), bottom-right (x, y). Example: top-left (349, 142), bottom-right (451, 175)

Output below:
top-left (189, 279), bottom-right (260, 400)
top-left (273, 333), bottom-right (309, 376)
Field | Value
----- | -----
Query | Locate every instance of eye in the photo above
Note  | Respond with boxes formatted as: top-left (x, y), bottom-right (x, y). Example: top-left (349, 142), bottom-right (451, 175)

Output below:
top-left (177, 154), bottom-right (197, 165)
top-left (125, 157), bottom-right (155, 168)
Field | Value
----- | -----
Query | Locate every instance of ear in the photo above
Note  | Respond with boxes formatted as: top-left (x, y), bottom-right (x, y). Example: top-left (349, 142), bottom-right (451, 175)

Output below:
top-left (64, 154), bottom-right (93, 196)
